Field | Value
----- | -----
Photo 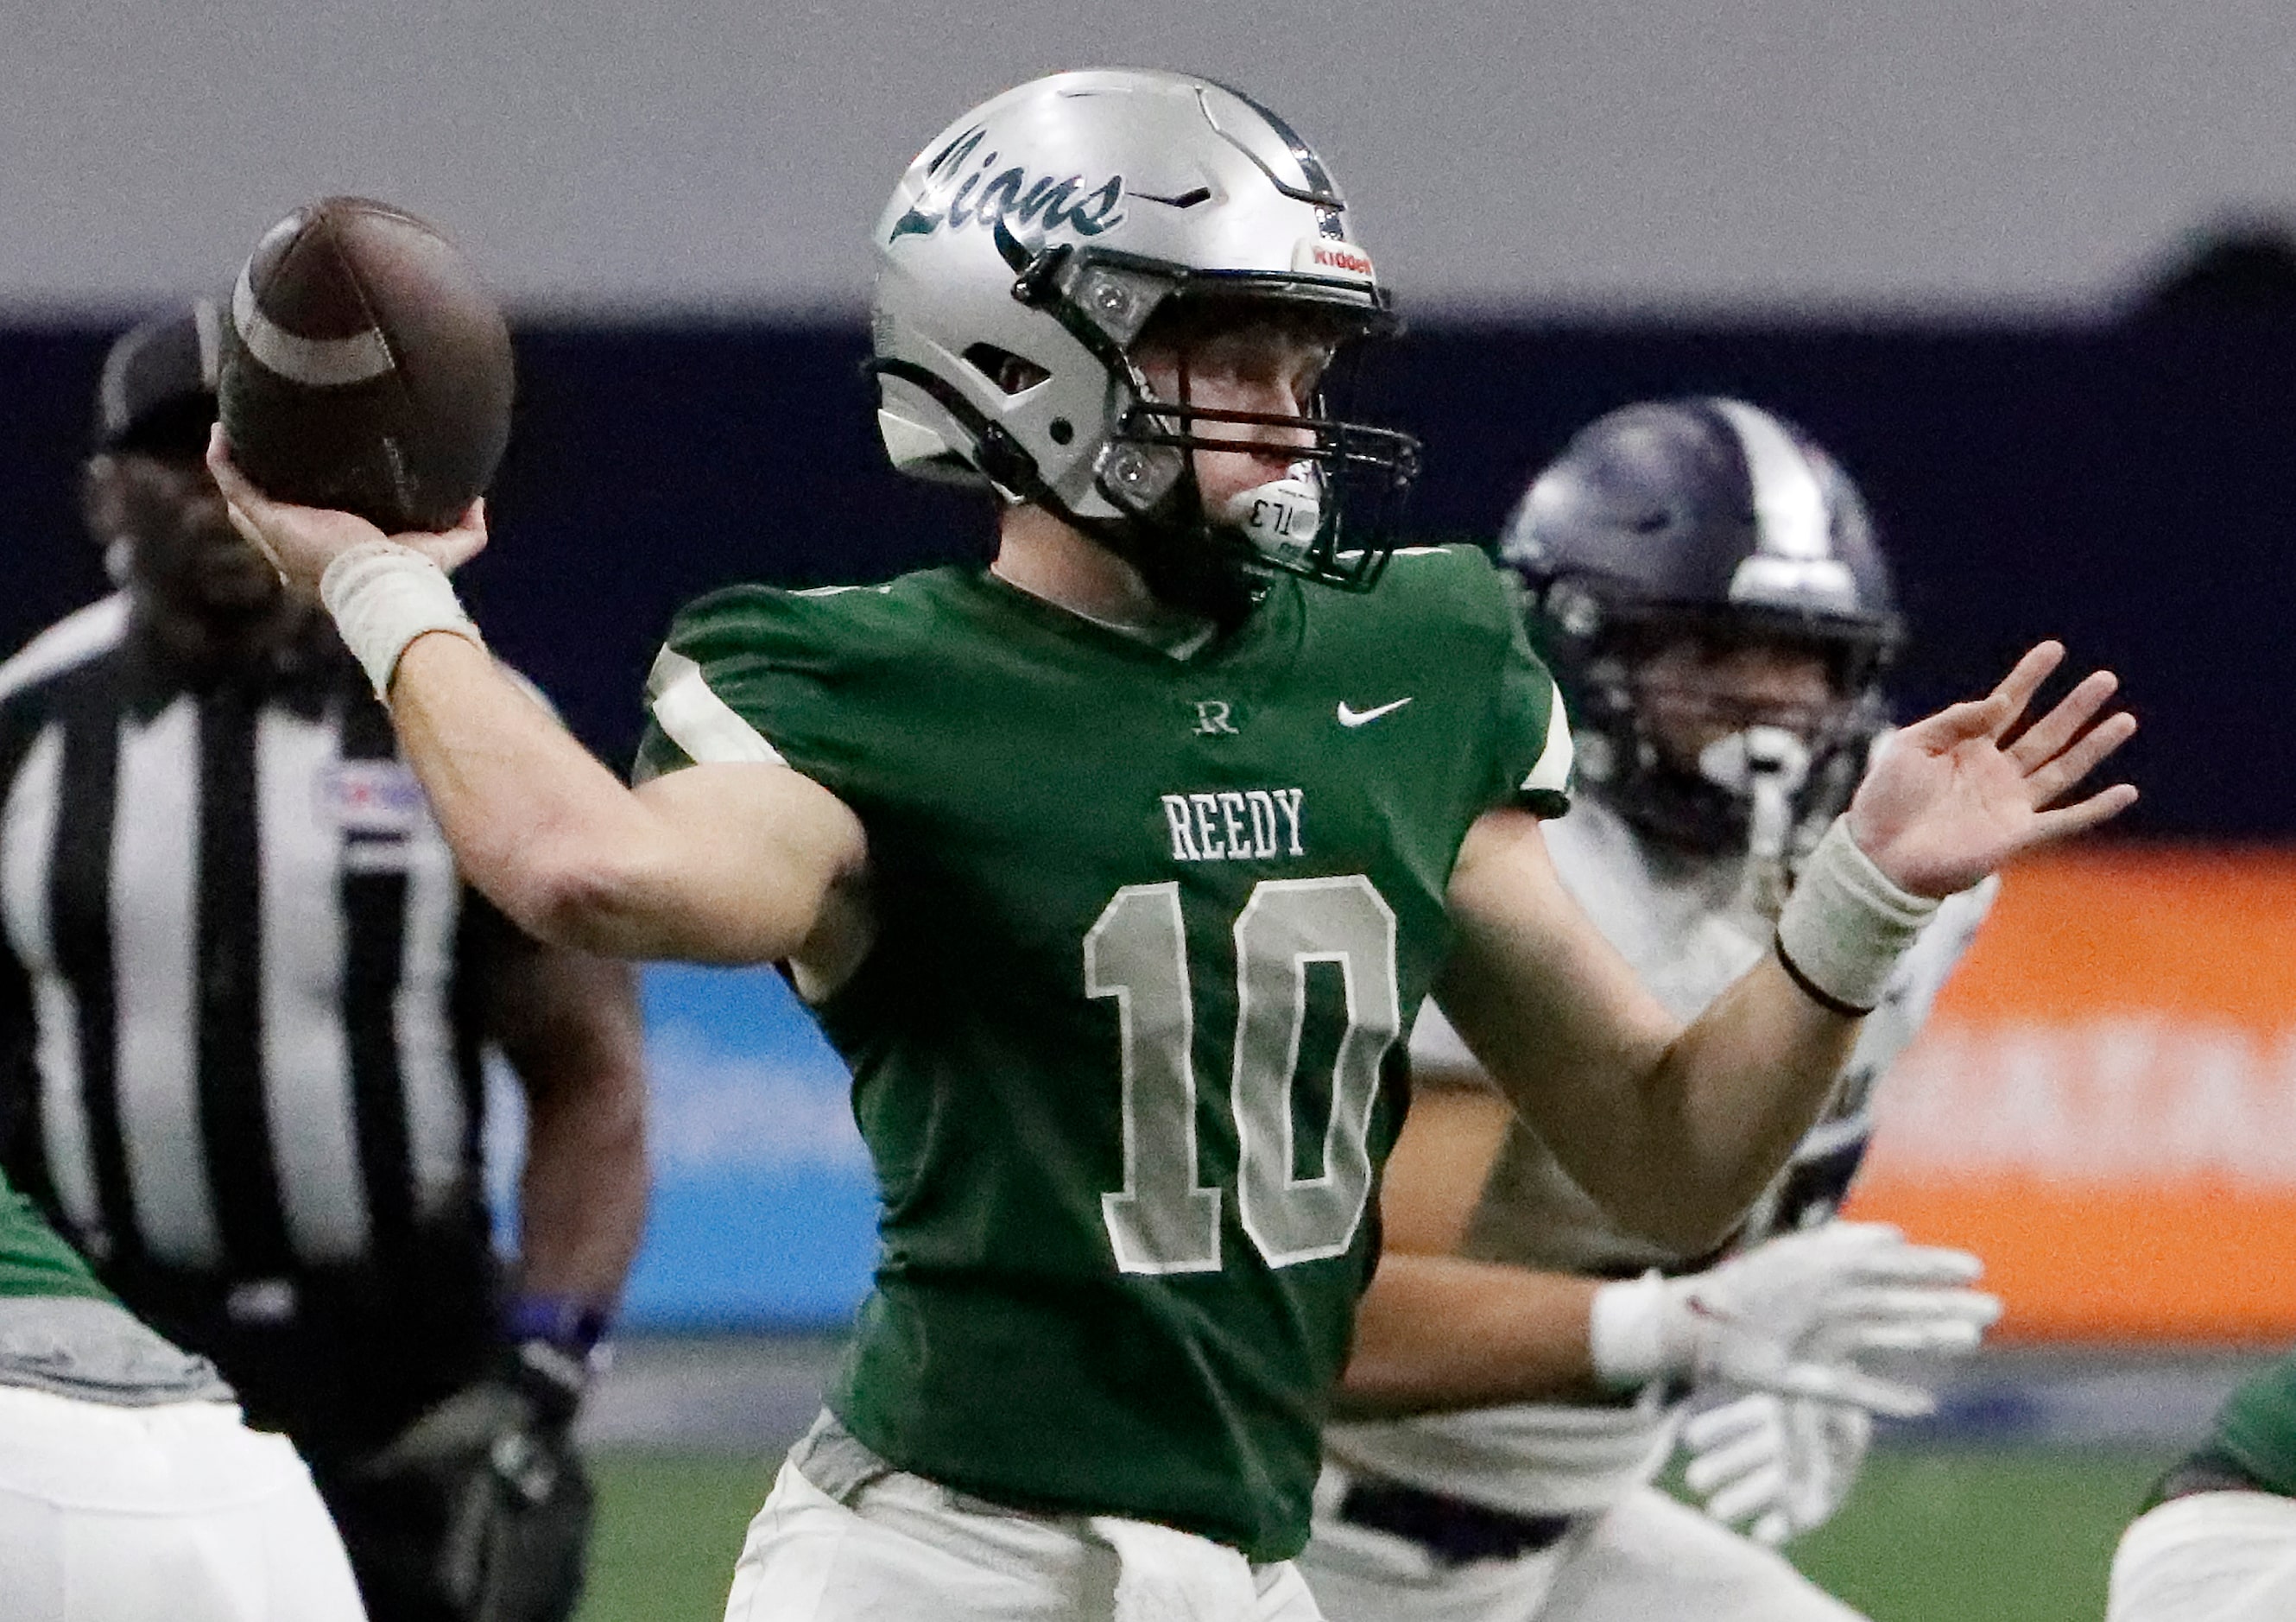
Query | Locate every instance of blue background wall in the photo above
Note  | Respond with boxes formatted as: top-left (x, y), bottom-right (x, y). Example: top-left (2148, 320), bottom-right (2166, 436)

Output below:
top-left (481, 964), bottom-right (876, 1329)
top-left (622, 966), bottom-right (875, 1327)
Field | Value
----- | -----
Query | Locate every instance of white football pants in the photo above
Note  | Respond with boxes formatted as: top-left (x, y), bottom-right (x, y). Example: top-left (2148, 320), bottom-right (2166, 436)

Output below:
top-left (2110, 1491), bottom-right (2296, 1622)
top-left (0, 1384), bottom-right (364, 1622)
top-left (1300, 1486), bottom-right (1863, 1622)
top-left (724, 1454), bottom-right (1325, 1622)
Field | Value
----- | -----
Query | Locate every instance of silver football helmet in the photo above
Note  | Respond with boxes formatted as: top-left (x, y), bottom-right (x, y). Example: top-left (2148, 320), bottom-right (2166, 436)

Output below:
top-left (870, 69), bottom-right (1421, 619)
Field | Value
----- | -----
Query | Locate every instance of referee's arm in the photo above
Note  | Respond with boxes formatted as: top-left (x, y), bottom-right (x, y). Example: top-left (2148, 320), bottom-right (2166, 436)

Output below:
top-left (486, 940), bottom-right (648, 1312)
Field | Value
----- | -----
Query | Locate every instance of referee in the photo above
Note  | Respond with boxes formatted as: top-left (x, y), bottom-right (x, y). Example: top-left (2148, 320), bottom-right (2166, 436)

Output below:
top-left (0, 305), bottom-right (650, 1622)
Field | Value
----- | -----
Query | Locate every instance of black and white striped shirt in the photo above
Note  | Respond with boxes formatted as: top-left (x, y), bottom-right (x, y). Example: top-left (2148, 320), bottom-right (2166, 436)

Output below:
top-left (0, 598), bottom-right (500, 1282)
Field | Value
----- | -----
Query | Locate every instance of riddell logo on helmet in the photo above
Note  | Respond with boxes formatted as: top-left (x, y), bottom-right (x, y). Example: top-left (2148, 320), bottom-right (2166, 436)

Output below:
top-left (1293, 239), bottom-right (1375, 280)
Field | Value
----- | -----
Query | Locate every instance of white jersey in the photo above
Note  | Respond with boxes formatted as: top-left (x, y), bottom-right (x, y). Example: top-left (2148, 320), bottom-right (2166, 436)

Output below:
top-left (1325, 793), bottom-right (1995, 1517)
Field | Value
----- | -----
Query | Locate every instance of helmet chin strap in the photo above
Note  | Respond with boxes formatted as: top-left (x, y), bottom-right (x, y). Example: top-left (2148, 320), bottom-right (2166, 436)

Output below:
top-left (1698, 725), bottom-right (1813, 919)
top-left (1094, 343), bottom-right (1327, 627)
top-left (1080, 467), bottom-right (1322, 631)
top-left (1085, 344), bottom-right (1252, 626)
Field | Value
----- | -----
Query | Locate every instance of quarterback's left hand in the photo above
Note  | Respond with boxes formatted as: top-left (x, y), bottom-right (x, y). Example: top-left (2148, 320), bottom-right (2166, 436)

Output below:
top-left (207, 427), bottom-right (489, 594)
top-left (1682, 1391), bottom-right (1871, 1546)
top-left (1847, 642), bottom-right (2136, 897)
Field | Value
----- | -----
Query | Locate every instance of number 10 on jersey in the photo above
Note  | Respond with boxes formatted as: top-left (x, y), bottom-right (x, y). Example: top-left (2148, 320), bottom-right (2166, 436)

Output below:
top-left (1084, 876), bottom-right (1401, 1275)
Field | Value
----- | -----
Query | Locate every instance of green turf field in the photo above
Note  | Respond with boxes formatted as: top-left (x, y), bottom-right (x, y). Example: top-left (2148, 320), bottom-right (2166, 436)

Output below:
top-left (1792, 1448), bottom-right (2160, 1620)
top-left (575, 1445), bottom-right (2168, 1621)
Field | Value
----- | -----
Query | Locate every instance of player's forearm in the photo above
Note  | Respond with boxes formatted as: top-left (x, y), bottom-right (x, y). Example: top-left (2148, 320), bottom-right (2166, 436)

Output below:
top-left (506, 954), bottom-right (649, 1305)
top-left (1597, 816), bottom-right (1943, 1245)
top-left (517, 1069), bottom-right (648, 1304)
top-left (1336, 1253), bottom-right (1604, 1417)
top-left (387, 633), bottom-right (838, 960)
top-left (1418, 1004), bottom-right (1849, 1268)
top-left (1616, 958), bottom-right (1859, 1245)
top-left (1442, 808), bottom-right (1869, 1253)
top-left (384, 633), bottom-right (667, 945)
top-left (1469, 966), bottom-right (1853, 1254)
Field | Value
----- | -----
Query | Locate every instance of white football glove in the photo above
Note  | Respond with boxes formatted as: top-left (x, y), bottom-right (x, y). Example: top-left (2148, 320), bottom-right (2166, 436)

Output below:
top-left (1589, 1221), bottom-right (2001, 1417)
top-left (1682, 1391), bottom-right (1873, 1545)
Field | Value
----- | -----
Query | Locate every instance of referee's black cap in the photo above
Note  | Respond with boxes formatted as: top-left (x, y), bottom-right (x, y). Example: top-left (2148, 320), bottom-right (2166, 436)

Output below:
top-left (93, 300), bottom-right (225, 458)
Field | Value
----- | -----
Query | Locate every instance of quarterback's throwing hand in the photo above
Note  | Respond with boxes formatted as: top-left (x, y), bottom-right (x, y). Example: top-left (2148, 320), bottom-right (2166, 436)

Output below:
top-left (1847, 642), bottom-right (2136, 897)
top-left (207, 426), bottom-right (490, 593)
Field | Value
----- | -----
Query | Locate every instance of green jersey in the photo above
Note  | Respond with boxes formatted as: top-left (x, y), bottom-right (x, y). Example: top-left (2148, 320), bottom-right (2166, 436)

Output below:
top-left (636, 546), bottom-right (1570, 1558)
top-left (2209, 1349), bottom-right (2296, 1498)
top-left (0, 1165), bottom-right (113, 1304)
top-left (0, 1166), bottom-right (229, 1406)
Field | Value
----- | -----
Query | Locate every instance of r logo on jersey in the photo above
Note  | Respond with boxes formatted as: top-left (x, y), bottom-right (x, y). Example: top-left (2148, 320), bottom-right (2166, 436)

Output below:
top-left (1192, 700), bottom-right (1239, 736)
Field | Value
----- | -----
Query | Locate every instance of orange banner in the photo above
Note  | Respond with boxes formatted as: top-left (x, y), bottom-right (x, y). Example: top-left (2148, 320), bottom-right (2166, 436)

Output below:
top-left (1844, 847), bottom-right (2296, 1342)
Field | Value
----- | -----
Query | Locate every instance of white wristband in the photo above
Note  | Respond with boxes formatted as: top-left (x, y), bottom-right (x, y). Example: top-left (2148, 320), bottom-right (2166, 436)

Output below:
top-left (319, 541), bottom-right (484, 699)
top-left (1589, 1270), bottom-right (1670, 1391)
top-left (1774, 816), bottom-right (1939, 1015)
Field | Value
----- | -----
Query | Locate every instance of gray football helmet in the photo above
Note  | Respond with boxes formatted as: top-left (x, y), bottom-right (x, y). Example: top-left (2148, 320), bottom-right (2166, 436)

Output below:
top-left (870, 69), bottom-right (1421, 619)
top-left (1504, 397), bottom-right (1902, 892)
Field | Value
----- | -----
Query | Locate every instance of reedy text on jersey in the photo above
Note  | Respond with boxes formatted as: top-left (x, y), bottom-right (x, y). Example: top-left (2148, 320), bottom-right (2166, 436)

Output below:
top-left (1161, 789), bottom-right (1306, 863)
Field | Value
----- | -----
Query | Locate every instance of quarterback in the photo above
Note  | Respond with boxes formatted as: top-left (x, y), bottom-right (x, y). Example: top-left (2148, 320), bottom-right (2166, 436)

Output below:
top-left (1302, 399), bottom-right (2002, 1622)
top-left (2109, 1356), bottom-right (2296, 1619)
top-left (212, 69), bottom-right (2133, 1622)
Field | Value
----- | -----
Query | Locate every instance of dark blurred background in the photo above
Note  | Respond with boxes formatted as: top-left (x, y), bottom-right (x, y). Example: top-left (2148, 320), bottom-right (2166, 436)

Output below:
top-left (8, 269), bottom-right (2296, 835)
top-left (3, 288), bottom-right (2292, 837)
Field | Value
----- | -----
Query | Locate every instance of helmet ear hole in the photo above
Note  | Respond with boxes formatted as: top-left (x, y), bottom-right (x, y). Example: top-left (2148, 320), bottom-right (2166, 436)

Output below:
top-left (961, 344), bottom-right (1050, 396)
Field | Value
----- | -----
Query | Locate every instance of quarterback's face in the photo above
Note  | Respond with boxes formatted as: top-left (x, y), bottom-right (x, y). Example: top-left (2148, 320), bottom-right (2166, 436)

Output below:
top-left (1635, 635), bottom-right (1838, 770)
top-left (1131, 317), bottom-right (1331, 512)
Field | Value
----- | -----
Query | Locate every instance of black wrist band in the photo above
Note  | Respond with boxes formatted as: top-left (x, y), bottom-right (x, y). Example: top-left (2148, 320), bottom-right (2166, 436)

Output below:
top-left (1774, 935), bottom-right (1876, 1018)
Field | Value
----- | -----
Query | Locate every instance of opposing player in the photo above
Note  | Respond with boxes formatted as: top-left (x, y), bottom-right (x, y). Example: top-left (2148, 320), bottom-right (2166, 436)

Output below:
top-left (2109, 1358), bottom-right (2296, 1619)
top-left (0, 1162), bottom-right (366, 1619)
top-left (210, 69), bottom-right (2134, 1622)
top-left (1300, 399), bottom-right (2002, 1622)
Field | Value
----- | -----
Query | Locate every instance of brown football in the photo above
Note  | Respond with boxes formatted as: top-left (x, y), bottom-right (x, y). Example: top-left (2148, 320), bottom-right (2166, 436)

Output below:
top-left (218, 197), bottom-right (514, 533)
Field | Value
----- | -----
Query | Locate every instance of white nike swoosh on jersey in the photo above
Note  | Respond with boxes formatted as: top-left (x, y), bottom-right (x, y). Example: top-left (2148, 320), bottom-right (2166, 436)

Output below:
top-left (1337, 697), bottom-right (1414, 726)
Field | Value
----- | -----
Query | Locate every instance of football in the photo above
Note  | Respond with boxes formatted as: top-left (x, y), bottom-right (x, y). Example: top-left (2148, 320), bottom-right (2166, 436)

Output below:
top-left (218, 196), bottom-right (514, 534)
